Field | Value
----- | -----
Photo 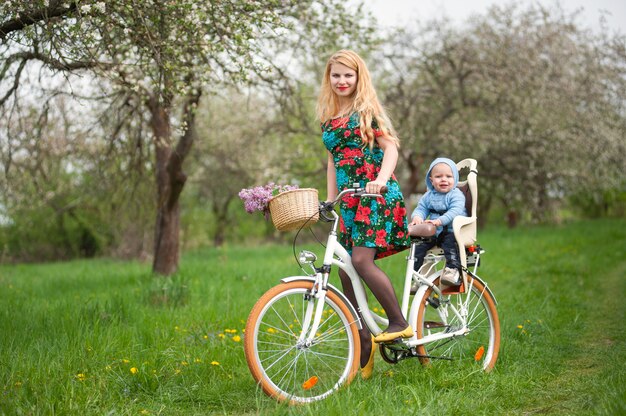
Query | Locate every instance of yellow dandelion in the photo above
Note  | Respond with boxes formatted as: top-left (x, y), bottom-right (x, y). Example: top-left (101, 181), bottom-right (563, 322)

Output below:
top-left (211, 361), bottom-right (220, 366)
top-left (218, 333), bottom-right (226, 339)
top-left (130, 367), bottom-right (138, 374)
top-left (203, 335), bottom-right (208, 340)
top-left (75, 373), bottom-right (87, 381)
top-left (174, 369), bottom-right (181, 375)
top-left (194, 358), bottom-right (202, 363)
top-left (267, 328), bottom-right (277, 334)
top-left (517, 325), bottom-right (523, 329)
top-left (181, 361), bottom-right (189, 366)
top-left (232, 335), bottom-right (241, 342)
top-left (384, 370), bottom-right (394, 377)
top-left (122, 359), bottom-right (130, 364)
top-left (105, 365), bottom-right (112, 371)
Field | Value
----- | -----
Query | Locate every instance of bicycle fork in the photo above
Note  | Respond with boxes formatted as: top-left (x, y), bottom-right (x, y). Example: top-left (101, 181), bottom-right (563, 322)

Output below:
top-left (297, 231), bottom-right (344, 347)
top-left (296, 276), bottom-right (329, 348)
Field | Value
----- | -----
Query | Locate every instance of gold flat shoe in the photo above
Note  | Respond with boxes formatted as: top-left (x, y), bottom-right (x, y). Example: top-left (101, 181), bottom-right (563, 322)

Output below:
top-left (373, 325), bottom-right (414, 343)
top-left (361, 336), bottom-right (377, 380)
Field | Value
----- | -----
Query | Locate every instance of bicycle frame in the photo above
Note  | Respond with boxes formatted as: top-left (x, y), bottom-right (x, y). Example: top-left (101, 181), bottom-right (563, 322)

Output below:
top-left (295, 187), bottom-right (491, 350)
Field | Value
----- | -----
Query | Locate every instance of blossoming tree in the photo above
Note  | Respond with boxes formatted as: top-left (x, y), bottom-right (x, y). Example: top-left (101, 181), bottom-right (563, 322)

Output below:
top-left (0, 0), bottom-right (371, 274)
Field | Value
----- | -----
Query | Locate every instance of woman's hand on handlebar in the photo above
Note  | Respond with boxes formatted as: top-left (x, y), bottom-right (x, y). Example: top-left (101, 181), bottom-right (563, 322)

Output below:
top-left (365, 180), bottom-right (387, 195)
top-left (326, 183), bottom-right (388, 208)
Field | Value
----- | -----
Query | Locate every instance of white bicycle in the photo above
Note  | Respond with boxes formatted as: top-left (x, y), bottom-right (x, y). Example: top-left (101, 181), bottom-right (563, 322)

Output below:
top-left (244, 159), bottom-right (500, 403)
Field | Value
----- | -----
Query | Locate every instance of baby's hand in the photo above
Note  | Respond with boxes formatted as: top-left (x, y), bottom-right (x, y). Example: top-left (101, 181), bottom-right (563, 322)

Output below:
top-left (410, 217), bottom-right (423, 226)
top-left (425, 219), bottom-right (442, 227)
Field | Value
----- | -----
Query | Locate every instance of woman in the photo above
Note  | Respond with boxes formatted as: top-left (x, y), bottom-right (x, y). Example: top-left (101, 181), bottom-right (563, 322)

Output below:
top-left (318, 49), bottom-right (412, 379)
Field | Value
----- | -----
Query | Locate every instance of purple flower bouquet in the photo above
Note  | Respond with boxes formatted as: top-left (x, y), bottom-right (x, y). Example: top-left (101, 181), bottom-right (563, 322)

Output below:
top-left (238, 183), bottom-right (299, 218)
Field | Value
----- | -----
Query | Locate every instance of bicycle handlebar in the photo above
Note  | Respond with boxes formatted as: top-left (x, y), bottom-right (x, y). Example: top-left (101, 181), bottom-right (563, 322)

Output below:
top-left (320, 185), bottom-right (388, 214)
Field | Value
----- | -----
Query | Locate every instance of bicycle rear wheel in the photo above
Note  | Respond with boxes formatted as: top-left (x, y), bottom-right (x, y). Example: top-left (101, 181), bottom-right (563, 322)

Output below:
top-left (244, 281), bottom-right (360, 403)
top-left (414, 275), bottom-right (500, 370)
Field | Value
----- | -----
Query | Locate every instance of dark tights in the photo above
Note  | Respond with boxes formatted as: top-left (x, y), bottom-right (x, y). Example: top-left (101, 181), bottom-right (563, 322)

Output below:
top-left (338, 246), bottom-right (409, 367)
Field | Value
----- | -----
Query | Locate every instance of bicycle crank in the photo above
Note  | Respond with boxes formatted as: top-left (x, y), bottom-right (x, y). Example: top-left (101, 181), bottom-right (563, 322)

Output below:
top-left (379, 340), bottom-right (455, 364)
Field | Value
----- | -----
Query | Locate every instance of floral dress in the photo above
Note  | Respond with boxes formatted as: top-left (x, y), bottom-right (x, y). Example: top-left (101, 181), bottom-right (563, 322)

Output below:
top-left (322, 112), bottom-right (410, 259)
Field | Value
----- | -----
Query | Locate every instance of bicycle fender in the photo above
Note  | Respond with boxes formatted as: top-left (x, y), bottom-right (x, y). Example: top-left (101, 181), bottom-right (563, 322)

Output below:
top-left (469, 273), bottom-right (498, 305)
top-left (280, 276), bottom-right (363, 330)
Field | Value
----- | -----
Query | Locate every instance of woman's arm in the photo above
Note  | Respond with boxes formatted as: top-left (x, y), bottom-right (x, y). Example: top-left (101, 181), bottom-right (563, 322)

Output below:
top-left (367, 135), bottom-right (398, 194)
top-left (326, 151), bottom-right (338, 202)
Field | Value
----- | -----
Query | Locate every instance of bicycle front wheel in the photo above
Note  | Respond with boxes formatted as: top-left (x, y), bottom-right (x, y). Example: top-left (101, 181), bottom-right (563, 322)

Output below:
top-left (244, 281), bottom-right (360, 403)
top-left (414, 275), bottom-right (500, 370)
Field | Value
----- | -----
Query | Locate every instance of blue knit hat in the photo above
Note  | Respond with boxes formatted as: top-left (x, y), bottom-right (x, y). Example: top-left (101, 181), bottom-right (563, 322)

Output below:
top-left (425, 157), bottom-right (459, 191)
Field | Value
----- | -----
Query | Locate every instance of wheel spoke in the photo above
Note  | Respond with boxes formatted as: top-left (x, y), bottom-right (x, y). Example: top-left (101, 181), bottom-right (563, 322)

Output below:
top-left (414, 278), bottom-right (500, 370)
top-left (244, 282), bottom-right (359, 403)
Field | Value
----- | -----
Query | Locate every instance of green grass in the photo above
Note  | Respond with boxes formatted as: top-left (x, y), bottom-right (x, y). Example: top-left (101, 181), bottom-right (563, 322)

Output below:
top-left (1, 218), bottom-right (625, 415)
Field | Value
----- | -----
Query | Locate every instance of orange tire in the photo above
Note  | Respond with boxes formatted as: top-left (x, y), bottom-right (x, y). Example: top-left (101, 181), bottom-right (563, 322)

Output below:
top-left (415, 276), bottom-right (500, 370)
top-left (244, 281), bottom-right (360, 403)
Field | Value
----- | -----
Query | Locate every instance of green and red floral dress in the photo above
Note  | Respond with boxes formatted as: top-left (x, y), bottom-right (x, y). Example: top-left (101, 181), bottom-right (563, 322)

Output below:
top-left (322, 112), bottom-right (410, 259)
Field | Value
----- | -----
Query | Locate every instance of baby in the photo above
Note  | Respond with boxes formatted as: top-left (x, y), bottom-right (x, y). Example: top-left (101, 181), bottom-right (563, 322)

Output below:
top-left (410, 158), bottom-right (467, 285)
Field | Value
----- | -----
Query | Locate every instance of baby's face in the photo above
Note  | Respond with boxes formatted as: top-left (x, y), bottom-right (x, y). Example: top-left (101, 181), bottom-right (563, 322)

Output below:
top-left (430, 163), bottom-right (454, 193)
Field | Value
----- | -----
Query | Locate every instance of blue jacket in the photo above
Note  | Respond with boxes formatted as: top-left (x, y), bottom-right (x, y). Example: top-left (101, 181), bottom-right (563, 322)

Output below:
top-left (411, 158), bottom-right (467, 236)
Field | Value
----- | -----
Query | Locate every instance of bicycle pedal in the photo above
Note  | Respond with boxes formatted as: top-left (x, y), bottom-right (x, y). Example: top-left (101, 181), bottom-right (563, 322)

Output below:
top-left (424, 321), bottom-right (447, 329)
top-left (382, 339), bottom-right (410, 350)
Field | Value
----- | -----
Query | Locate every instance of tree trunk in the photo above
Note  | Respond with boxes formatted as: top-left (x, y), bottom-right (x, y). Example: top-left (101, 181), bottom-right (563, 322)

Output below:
top-left (153, 199), bottom-right (181, 275)
top-left (478, 193), bottom-right (492, 229)
top-left (149, 101), bottom-right (178, 275)
top-left (148, 91), bottom-right (201, 276)
top-left (403, 151), bottom-right (425, 196)
top-left (213, 219), bottom-right (226, 247)
top-left (212, 198), bottom-right (233, 247)
top-left (507, 210), bottom-right (518, 228)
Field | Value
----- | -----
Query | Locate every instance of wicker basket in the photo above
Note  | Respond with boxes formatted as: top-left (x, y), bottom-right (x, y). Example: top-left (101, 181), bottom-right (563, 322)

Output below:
top-left (268, 188), bottom-right (319, 231)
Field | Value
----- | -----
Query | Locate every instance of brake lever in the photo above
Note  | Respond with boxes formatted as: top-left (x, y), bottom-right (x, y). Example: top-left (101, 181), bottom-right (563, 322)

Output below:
top-left (319, 201), bottom-right (334, 211)
top-left (318, 201), bottom-right (335, 222)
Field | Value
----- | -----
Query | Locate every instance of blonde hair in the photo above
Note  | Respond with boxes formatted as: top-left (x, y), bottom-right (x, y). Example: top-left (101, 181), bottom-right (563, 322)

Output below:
top-left (317, 49), bottom-right (400, 148)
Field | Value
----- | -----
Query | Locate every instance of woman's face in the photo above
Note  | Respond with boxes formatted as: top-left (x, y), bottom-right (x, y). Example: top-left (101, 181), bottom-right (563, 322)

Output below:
top-left (329, 63), bottom-right (357, 100)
